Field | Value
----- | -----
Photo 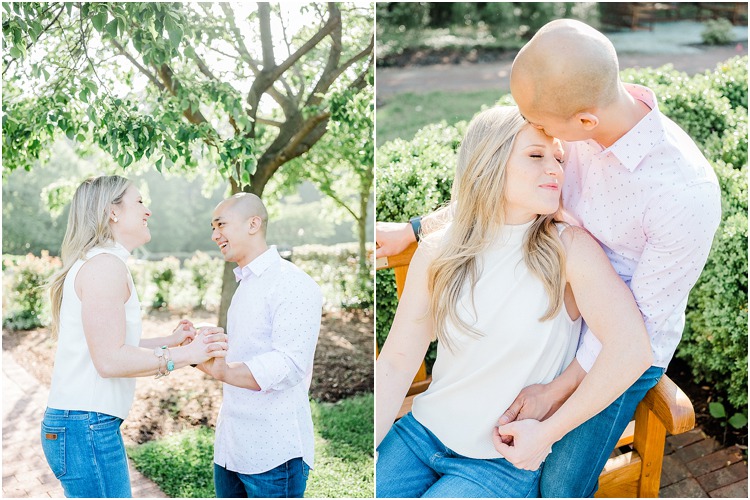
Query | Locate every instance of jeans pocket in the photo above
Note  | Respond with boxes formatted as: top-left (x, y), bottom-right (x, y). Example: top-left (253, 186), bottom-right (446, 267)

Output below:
top-left (41, 424), bottom-right (66, 479)
top-left (90, 413), bottom-right (122, 431)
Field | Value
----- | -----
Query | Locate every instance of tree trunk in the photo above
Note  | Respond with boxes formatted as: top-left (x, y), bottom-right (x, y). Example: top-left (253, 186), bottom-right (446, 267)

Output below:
top-left (217, 262), bottom-right (238, 329)
top-left (358, 192), bottom-right (369, 280)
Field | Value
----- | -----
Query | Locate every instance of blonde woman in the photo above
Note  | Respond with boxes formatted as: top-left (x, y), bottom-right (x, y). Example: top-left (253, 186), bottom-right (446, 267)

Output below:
top-left (375, 107), bottom-right (652, 498)
top-left (42, 175), bottom-right (228, 498)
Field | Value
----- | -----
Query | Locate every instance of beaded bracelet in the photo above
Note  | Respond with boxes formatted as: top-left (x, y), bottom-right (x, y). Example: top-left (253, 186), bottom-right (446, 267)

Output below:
top-left (162, 346), bottom-right (175, 374)
top-left (153, 346), bottom-right (168, 378)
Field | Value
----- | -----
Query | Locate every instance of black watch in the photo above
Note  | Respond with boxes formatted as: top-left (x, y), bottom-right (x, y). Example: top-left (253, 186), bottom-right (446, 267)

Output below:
top-left (409, 216), bottom-right (422, 243)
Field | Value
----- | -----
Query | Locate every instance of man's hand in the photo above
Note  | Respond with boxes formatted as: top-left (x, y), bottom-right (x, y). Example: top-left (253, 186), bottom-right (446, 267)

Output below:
top-left (496, 383), bottom-right (563, 444)
top-left (492, 419), bottom-right (555, 471)
top-left (375, 221), bottom-right (415, 258)
top-left (198, 354), bottom-right (228, 381)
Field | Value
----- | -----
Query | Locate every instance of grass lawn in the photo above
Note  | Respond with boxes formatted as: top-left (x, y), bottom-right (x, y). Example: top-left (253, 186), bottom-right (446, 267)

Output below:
top-left (127, 393), bottom-right (374, 498)
top-left (376, 89), bottom-right (506, 146)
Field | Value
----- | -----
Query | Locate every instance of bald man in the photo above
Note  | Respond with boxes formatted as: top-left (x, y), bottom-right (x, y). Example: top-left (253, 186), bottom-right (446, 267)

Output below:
top-left (375, 19), bottom-right (720, 497)
top-left (201, 193), bottom-right (322, 498)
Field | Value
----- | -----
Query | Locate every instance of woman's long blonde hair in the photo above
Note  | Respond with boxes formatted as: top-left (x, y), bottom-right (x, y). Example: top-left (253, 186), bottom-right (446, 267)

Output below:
top-left (426, 106), bottom-right (566, 349)
top-left (48, 175), bottom-right (131, 334)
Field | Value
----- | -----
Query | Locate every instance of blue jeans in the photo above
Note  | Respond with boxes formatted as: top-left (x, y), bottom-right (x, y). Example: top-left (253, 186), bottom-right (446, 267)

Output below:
top-left (540, 366), bottom-right (664, 497)
top-left (376, 413), bottom-right (541, 498)
top-left (40, 407), bottom-right (131, 498)
top-left (214, 458), bottom-right (310, 498)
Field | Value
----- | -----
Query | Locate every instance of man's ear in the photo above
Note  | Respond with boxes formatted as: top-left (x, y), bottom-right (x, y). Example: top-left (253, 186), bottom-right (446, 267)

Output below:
top-left (247, 215), bottom-right (262, 235)
top-left (576, 112), bottom-right (599, 131)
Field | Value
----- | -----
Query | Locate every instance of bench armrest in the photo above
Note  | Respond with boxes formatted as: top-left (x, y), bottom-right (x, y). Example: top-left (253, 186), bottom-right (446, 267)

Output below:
top-left (640, 373), bottom-right (695, 434)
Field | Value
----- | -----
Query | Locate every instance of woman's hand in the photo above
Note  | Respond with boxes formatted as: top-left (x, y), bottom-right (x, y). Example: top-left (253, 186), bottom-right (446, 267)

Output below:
top-left (171, 319), bottom-right (196, 346)
top-left (492, 419), bottom-right (555, 471)
top-left (179, 326), bottom-right (228, 365)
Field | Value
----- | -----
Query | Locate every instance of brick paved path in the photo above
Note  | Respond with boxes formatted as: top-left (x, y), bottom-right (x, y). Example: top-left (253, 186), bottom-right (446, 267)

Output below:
top-left (661, 428), bottom-right (747, 498)
top-left (2, 351), bottom-right (166, 498)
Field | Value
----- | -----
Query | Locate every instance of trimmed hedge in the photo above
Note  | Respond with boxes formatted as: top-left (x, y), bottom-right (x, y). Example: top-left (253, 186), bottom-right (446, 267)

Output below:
top-left (2, 243), bottom-right (373, 331)
top-left (375, 122), bottom-right (465, 368)
top-left (376, 57), bottom-right (748, 408)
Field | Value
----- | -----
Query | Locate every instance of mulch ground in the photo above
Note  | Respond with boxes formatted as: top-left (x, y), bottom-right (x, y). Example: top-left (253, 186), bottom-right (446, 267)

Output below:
top-left (2, 308), bottom-right (373, 445)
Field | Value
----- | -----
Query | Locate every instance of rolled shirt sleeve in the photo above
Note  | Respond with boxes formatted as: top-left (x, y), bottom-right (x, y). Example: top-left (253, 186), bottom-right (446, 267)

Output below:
top-left (246, 273), bottom-right (322, 392)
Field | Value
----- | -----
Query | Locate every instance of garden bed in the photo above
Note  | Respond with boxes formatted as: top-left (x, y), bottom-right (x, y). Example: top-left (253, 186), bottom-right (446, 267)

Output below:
top-left (2, 308), bottom-right (373, 446)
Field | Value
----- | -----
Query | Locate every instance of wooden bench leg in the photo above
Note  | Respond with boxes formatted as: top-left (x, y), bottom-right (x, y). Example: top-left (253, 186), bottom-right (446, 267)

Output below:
top-left (633, 402), bottom-right (667, 497)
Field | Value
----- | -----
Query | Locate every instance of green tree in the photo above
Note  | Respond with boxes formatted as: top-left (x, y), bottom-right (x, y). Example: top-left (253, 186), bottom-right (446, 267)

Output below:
top-left (273, 85), bottom-right (374, 279)
top-left (3, 2), bottom-right (374, 327)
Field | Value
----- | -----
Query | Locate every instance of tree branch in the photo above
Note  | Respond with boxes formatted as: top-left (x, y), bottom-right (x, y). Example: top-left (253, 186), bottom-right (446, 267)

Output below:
top-left (186, 42), bottom-right (219, 81)
top-left (3, 3), bottom-right (65, 76)
top-left (255, 117), bottom-right (284, 127)
top-left (219, 3), bottom-right (261, 74)
top-left (109, 38), bottom-right (165, 91)
top-left (271, 3), bottom-right (340, 83)
top-left (258, 3), bottom-right (275, 68)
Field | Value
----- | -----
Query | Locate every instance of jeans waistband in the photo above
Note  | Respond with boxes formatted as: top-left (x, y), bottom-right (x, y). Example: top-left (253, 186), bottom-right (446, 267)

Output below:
top-left (44, 407), bottom-right (119, 423)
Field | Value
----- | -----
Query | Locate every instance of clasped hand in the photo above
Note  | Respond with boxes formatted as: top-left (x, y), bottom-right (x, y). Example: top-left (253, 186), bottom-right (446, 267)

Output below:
top-left (491, 383), bottom-right (561, 471)
top-left (171, 320), bottom-right (228, 365)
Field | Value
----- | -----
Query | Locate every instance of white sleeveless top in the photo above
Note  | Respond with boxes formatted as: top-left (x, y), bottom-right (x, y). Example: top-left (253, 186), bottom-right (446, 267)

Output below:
top-left (47, 242), bottom-right (142, 419)
top-left (412, 221), bottom-right (582, 459)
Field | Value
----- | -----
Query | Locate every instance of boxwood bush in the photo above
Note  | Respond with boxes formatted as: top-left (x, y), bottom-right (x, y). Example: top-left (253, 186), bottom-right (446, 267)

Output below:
top-left (2, 243), bottom-right (373, 330)
top-left (377, 56), bottom-right (748, 408)
top-left (375, 121), bottom-right (465, 368)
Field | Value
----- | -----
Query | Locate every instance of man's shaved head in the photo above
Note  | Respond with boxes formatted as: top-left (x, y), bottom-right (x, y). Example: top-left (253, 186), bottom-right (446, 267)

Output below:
top-left (511, 19), bottom-right (621, 118)
top-left (221, 192), bottom-right (269, 234)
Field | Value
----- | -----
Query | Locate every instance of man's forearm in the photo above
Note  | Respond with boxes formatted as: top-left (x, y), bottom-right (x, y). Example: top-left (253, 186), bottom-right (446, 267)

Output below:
top-left (219, 362), bottom-right (261, 391)
top-left (545, 359), bottom-right (586, 410)
top-left (539, 343), bottom-right (651, 444)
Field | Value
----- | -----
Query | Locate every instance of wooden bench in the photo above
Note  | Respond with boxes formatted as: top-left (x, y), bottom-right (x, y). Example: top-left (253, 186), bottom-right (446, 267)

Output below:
top-left (376, 243), bottom-right (696, 498)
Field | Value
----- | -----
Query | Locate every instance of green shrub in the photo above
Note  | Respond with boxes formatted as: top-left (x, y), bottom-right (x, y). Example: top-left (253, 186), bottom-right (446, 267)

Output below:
top-left (701, 18), bottom-right (735, 45)
top-left (148, 256), bottom-right (180, 310)
top-left (2, 252), bottom-right (60, 330)
top-left (375, 122), bottom-right (465, 367)
top-left (679, 159), bottom-right (748, 409)
top-left (293, 242), bottom-right (374, 311)
top-left (183, 251), bottom-right (223, 310)
top-left (704, 56), bottom-right (749, 110)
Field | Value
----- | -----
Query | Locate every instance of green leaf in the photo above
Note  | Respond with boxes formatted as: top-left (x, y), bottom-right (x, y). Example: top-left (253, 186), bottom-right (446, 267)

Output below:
top-left (708, 402), bottom-right (726, 419)
top-left (42, 68), bottom-right (50, 81)
top-left (728, 413), bottom-right (748, 429)
top-left (164, 16), bottom-right (183, 49)
top-left (91, 11), bottom-right (108, 32)
top-left (105, 19), bottom-right (118, 38)
top-left (9, 46), bottom-right (22, 58)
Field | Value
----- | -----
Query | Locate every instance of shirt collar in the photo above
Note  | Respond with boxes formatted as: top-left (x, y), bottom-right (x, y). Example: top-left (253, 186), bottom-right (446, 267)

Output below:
top-left (233, 246), bottom-right (279, 282)
top-left (603, 83), bottom-right (664, 172)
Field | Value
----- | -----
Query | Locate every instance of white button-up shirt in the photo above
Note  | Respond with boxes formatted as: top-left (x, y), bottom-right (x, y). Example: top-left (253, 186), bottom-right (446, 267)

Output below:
top-left (213, 246), bottom-right (322, 474)
top-left (564, 84), bottom-right (721, 371)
